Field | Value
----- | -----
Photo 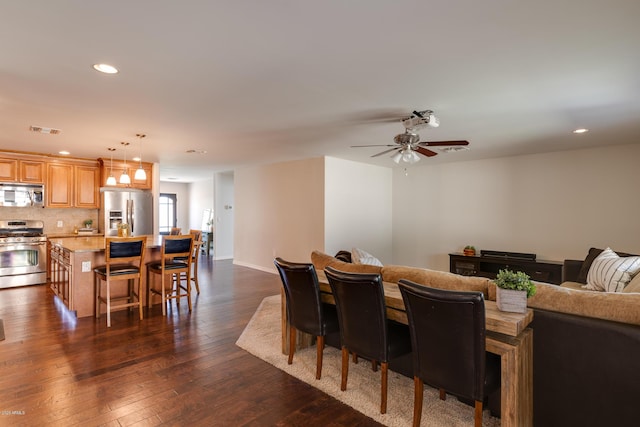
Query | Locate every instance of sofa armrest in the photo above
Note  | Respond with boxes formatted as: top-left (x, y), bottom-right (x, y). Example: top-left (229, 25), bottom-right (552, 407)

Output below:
top-left (562, 259), bottom-right (583, 283)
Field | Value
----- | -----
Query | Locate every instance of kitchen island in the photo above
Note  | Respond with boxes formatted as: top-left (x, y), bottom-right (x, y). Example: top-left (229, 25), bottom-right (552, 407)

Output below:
top-left (48, 235), bottom-right (165, 318)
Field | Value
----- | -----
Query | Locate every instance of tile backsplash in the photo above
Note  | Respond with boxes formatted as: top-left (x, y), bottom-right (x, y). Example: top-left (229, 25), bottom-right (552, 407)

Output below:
top-left (0, 207), bottom-right (99, 234)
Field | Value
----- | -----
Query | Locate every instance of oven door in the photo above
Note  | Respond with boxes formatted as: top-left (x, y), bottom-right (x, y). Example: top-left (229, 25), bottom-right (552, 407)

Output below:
top-left (0, 241), bottom-right (47, 288)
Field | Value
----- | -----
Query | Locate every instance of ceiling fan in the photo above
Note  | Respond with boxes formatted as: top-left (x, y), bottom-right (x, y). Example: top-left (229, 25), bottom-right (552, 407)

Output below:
top-left (351, 110), bottom-right (469, 164)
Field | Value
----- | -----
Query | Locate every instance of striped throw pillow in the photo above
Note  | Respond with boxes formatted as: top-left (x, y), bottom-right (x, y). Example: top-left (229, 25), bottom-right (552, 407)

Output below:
top-left (584, 247), bottom-right (640, 292)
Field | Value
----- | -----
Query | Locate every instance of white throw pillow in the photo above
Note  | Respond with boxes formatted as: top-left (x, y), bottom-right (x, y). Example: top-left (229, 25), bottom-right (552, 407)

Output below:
top-left (584, 247), bottom-right (640, 292)
top-left (351, 247), bottom-right (383, 267)
top-left (623, 272), bottom-right (640, 293)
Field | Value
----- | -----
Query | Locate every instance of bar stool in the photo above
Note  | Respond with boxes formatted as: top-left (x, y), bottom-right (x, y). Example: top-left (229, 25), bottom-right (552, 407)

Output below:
top-left (172, 229), bottom-right (202, 294)
top-left (94, 237), bottom-right (146, 328)
top-left (147, 235), bottom-right (194, 316)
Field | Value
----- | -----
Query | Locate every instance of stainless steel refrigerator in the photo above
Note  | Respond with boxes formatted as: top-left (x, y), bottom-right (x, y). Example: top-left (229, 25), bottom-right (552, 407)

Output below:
top-left (99, 188), bottom-right (153, 236)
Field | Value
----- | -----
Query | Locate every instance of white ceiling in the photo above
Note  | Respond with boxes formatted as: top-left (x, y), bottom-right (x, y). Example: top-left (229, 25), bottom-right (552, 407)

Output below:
top-left (1, 1), bottom-right (639, 182)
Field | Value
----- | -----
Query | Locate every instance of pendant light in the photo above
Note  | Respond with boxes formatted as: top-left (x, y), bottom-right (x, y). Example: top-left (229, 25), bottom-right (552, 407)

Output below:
top-left (134, 133), bottom-right (147, 181)
top-left (106, 148), bottom-right (117, 186)
top-left (119, 142), bottom-right (131, 185)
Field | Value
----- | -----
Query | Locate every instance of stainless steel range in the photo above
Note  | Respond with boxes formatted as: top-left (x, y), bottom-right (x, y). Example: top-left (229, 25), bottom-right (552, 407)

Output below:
top-left (0, 219), bottom-right (47, 289)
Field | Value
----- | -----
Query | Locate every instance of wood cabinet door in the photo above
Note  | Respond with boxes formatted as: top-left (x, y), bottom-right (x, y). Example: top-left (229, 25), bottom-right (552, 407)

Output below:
top-left (19, 160), bottom-right (45, 183)
top-left (0, 158), bottom-right (18, 181)
top-left (46, 163), bottom-right (73, 207)
top-left (74, 165), bottom-right (100, 208)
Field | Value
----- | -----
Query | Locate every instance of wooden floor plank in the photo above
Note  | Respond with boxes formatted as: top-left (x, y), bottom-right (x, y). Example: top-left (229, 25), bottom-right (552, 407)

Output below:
top-left (0, 258), bottom-right (382, 426)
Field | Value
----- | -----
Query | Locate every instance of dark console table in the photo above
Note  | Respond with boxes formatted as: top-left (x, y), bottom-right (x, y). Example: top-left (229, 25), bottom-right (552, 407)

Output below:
top-left (449, 252), bottom-right (563, 285)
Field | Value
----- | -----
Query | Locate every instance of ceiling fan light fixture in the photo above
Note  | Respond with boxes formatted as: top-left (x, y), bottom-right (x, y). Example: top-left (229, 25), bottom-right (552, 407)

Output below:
top-left (426, 113), bottom-right (440, 128)
top-left (392, 151), bottom-right (403, 164)
top-left (403, 150), bottom-right (421, 164)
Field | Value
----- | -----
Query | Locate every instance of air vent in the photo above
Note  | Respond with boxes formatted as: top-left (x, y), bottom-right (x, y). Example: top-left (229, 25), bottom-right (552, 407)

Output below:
top-left (186, 149), bottom-right (207, 154)
top-left (29, 126), bottom-right (61, 135)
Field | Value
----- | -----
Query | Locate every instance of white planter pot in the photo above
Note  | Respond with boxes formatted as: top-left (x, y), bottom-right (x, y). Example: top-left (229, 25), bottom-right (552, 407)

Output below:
top-left (496, 287), bottom-right (528, 313)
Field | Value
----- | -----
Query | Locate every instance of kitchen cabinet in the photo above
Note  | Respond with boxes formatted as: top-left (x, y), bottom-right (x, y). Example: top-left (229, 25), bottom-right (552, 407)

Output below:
top-left (20, 160), bottom-right (45, 183)
top-left (46, 163), bottom-right (74, 207)
top-left (98, 158), bottom-right (153, 190)
top-left (74, 165), bottom-right (100, 208)
top-left (46, 161), bottom-right (100, 208)
top-left (0, 157), bottom-right (45, 183)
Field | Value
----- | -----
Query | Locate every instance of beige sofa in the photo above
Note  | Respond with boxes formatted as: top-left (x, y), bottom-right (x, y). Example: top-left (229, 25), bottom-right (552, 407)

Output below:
top-left (311, 250), bottom-right (640, 426)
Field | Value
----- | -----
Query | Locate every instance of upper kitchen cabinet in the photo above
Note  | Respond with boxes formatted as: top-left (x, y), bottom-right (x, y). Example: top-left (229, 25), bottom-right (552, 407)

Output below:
top-left (46, 163), bottom-right (73, 207)
top-left (98, 158), bottom-right (153, 190)
top-left (74, 165), bottom-right (100, 208)
top-left (0, 157), bottom-right (45, 183)
top-left (46, 161), bottom-right (100, 208)
top-left (20, 160), bottom-right (45, 183)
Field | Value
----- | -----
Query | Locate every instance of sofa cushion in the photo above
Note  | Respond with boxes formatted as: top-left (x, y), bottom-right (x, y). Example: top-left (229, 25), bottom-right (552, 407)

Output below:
top-left (584, 248), bottom-right (640, 292)
top-left (381, 265), bottom-right (490, 297)
top-left (576, 247), bottom-right (635, 284)
top-left (311, 250), bottom-right (383, 274)
top-left (351, 247), bottom-right (383, 267)
top-left (526, 281), bottom-right (640, 325)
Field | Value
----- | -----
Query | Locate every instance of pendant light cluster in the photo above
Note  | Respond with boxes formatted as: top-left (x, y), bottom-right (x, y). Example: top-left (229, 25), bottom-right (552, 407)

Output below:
top-left (105, 133), bottom-right (147, 186)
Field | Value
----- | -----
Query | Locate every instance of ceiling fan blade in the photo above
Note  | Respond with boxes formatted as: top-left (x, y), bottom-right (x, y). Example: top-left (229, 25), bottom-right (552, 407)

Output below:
top-left (350, 144), bottom-right (397, 148)
top-left (371, 147), bottom-right (400, 157)
top-left (415, 147), bottom-right (439, 157)
top-left (418, 140), bottom-right (469, 147)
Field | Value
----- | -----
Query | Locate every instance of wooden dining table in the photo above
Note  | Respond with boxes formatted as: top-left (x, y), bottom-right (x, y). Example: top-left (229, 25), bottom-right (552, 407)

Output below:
top-left (280, 272), bottom-right (533, 427)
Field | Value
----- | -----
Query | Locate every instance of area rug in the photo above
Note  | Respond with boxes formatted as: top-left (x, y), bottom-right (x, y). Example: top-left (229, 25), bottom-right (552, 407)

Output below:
top-left (236, 295), bottom-right (500, 426)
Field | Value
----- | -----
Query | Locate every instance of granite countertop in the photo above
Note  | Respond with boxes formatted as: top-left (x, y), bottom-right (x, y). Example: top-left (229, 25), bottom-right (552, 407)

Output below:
top-left (49, 235), bottom-right (164, 253)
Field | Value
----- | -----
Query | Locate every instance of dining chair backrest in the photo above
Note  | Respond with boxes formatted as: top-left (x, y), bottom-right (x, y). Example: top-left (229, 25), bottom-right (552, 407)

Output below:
top-left (105, 237), bottom-right (146, 269)
top-left (161, 235), bottom-right (193, 263)
top-left (274, 257), bottom-right (325, 336)
top-left (170, 227), bottom-right (182, 235)
top-left (324, 266), bottom-right (389, 362)
top-left (398, 279), bottom-right (487, 401)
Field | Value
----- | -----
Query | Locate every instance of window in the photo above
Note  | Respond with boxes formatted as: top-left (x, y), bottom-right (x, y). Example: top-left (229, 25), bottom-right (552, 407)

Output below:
top-left (158, 193), bottom-right (177, 234)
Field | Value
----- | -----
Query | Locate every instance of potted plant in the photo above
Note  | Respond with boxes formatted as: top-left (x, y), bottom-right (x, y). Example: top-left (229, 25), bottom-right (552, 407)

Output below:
top-left (493, 269), bottom-right (537, 313)
top-left (463, 245), bottom-right (476, 256)
top-left (83, 219), bottom-right (93, 229)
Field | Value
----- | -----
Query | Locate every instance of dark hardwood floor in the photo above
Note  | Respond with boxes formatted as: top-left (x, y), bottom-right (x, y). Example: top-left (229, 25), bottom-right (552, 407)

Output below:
top-left (0, 257), bottom-right (382, 426)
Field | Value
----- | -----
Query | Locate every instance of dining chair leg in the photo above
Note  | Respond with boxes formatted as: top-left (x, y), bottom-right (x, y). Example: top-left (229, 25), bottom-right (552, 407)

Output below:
top-left (161, 272), bottom-right (167, 316)
top-left (352, 352), bottom-right (358, 364)
top-left (341, 346), bottom-right (349, 391)
top-left (413, 377), bottom-right (423, 427)
top-left (106, 277), bottom-right (111, 328)
top-left (288, 326), bottom-right (296, 365)
top-left (439, 388), bottom-right (446, 400)
top-left (192, 258), bottom-right (200, 294)
top-left (380, 361), bottom-right (388, 414)
top-left (138, 277), bottom-right (143, 320)
top-left (474, 400), bottom-right (483, 427)
top-left (186, 270), bottom-right (192, 312)
top-left (372, 359), bottom-right (377, 372)
top-left (315, 335), bottom-right (324, 380)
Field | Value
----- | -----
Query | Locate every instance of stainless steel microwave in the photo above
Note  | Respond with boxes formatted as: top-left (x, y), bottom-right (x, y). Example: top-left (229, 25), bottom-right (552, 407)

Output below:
top-left (0, 183), bottom-right (45, 207)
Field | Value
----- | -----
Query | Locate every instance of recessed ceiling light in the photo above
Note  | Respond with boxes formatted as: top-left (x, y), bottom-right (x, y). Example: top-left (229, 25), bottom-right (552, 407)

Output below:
top-left (573, 128), bottom-right (589, 134)
top-left (58, 150), bottom-right (70, 155)
top-left (93, 63), bottom-right (119, 74)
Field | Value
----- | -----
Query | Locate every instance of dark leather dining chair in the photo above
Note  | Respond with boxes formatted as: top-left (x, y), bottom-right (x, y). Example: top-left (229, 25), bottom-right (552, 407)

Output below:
top-left (398, 279), bottom-right (501, 427)
top-left (274, 257), bottom-right (339, 380)
top-left (324, 266), bottom-right (412, 414)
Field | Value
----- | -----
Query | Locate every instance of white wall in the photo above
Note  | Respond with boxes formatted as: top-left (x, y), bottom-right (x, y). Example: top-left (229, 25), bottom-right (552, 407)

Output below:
top-left (324, 157), bottom-right (393, 263)
top-left (392, 143), bottom-right (640, 272)
top-left (234, 158), bottom-right (325, 271)
top-left (188, 177), bottom-right (214, 232)
top-left (214, 171), bottom-right (234, 259)
top-left (158, 181), bottom-right (190, 233)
